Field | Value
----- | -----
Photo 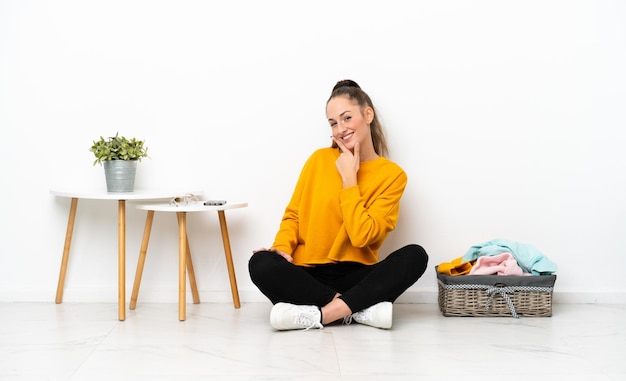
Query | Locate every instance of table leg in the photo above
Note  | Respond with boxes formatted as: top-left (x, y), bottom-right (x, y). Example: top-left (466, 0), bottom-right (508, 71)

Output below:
top-left (185, 235), bottom-right (200, 304)
top-left (217, 210), bottom-right (241, 309)
top-left (130, 210), bottom-right (155, 310)
top-left (56, 197), bottom-right (78, 304)
top-left (118, 200), bottom-right (126, 321)
top-left (177, 212), bottom-right (187, 321)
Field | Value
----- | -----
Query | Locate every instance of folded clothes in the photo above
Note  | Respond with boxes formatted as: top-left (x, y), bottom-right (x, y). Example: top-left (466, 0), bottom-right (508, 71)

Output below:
top-left (469, 252), bottom-right (529, 276)
top-left (462, 238), bottom-right (558, 275)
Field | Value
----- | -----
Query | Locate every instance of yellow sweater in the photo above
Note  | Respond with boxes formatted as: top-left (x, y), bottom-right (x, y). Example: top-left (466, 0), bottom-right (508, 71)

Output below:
top-left (272, 147), bottom-right (408, 266)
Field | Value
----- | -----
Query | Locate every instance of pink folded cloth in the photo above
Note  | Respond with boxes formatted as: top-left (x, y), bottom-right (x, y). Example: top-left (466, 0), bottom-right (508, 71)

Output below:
top-left (469, 252), bottom-right (528, 276)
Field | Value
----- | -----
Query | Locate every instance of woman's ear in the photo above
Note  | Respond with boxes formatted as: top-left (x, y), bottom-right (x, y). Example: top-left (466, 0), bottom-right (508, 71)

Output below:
top-left (365, 106), bottom-right (374, 124)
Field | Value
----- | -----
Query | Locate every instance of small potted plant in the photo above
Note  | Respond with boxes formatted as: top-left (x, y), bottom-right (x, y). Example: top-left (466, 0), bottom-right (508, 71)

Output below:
top-left (90, 133), bottom-right (149, 192)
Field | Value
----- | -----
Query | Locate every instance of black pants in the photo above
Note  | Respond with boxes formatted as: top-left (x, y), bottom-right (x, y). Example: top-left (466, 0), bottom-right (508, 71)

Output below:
top-left (248, 244), bottom-right (429, 313)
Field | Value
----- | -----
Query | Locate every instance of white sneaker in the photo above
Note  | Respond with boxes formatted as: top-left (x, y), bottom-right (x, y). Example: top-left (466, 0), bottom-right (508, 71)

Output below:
top-left (345, 302), bottom-right (393, 329)
top-left (270, 303), bottom-right (323, 331)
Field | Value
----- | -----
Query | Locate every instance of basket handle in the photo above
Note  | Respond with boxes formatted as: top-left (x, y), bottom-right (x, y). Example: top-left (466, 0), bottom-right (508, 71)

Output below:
top-left (485, 285), bottom-right (518, 318)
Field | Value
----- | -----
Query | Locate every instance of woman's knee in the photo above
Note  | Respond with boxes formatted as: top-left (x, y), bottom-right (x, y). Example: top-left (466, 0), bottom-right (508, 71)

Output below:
top-left (393, 244), bottom-right (429, 275)
top-left (407, 243), bottom-right (428, 260)
top-left (248, 250), bottom-right (274, 281)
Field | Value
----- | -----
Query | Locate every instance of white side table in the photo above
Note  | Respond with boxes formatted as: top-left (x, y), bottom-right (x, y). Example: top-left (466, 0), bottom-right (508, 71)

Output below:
top-left (50, 189), bottom-right (198, 321)
top-left (130, 201), bottom-right (248, 321)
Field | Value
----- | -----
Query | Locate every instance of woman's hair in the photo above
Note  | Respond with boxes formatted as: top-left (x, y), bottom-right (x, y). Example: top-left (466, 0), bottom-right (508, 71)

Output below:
top-left (327, 79), bottom-right (389, 157)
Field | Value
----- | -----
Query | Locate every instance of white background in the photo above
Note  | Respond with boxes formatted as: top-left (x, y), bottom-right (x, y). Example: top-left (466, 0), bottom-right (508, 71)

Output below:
top-left (1, 0), bottom-right (624, 304)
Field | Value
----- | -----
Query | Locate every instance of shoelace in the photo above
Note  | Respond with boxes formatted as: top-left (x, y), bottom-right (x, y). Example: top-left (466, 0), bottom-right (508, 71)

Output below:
top-left (295, 313), bottom-right (323, 330)
top-left (343, 308), bottom-right (370, 325)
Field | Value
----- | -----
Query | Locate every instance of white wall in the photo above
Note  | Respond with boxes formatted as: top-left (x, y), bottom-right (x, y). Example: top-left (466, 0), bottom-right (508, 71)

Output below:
top-left (1, 0), bottom-right (625, 304)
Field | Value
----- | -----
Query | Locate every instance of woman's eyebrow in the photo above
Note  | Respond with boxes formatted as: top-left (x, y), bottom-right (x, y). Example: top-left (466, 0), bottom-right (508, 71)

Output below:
top-left (328, 110), bottom-right (350, 122)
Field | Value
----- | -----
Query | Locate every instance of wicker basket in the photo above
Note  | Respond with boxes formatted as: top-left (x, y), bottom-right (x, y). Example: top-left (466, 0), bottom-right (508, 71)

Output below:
top-left (436, 266), bottom-right (556, 318)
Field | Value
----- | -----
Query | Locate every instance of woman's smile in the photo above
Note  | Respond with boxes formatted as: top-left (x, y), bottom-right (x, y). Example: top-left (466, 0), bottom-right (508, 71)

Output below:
top-left (340, 131), bottom-right (354, 142)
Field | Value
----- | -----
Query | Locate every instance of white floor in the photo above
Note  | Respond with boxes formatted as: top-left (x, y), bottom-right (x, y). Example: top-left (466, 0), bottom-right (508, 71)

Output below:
top-left (0, 302), bottom-right (624, 381)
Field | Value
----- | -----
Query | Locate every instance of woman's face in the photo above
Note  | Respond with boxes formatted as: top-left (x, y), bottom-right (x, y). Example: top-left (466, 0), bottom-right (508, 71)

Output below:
top-left (326, 95), bottom-right (373, 152)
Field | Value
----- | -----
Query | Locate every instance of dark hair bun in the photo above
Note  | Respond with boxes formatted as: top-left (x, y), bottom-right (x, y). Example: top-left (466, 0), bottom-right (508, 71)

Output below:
top-left (333, 79), bottom-right (361, 92)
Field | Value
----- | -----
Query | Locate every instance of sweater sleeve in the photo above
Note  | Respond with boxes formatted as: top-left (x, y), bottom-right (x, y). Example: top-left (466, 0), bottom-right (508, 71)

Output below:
top-left (271, 154), bottom-right (311, 255)
top-left (339, 169), bottom-right (407, 248)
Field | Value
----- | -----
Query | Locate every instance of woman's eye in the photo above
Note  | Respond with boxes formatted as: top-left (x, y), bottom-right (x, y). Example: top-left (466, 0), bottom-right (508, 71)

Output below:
top-left (343, 116), bottom-right (351, 122)
top-left (330, 121), bottom-right (337, 127)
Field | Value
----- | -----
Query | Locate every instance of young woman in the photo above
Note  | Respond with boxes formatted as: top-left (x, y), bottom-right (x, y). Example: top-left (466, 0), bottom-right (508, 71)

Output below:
top-left (249, 79), bottom-right (428, 330)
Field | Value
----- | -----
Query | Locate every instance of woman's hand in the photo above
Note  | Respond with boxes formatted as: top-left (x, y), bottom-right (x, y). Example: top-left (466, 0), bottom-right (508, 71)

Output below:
top-left (253, 247), bottom-right (294, 263)
top-left (333, 137), bottom-right (359, 188)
